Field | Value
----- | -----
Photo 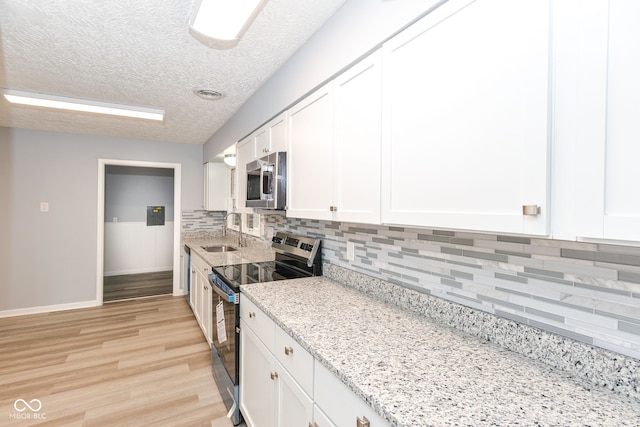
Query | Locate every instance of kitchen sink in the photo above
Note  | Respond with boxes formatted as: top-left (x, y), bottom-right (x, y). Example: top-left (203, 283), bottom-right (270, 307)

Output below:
top-left (201, 245), bottom-right (238, 253)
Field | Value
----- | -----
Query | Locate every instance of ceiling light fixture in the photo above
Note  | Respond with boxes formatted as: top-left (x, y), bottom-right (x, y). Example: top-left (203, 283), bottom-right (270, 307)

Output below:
top-left (188, 0), bottom-right (269, 48)
top-left (2, 89), bottom-right (165, 121)
top-left (224, 154), bottom-right (237, 167)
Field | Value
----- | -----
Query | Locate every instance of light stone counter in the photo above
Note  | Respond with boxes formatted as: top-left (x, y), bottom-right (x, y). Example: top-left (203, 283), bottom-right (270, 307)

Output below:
top-left (241, 277), bottom-right (640, 426)
top-left (183, 232), bottom-right (274, 267)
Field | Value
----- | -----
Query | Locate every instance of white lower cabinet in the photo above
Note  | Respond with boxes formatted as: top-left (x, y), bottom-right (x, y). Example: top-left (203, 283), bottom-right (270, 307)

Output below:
top-left (314, 361), bottom-right (389, 427)
top-left (240, 299), bottom-right (390, 427)
top-left (312, 404), bottom-right (336, 427)
top-left (239, 320), bottom-right (313, 427)
top-left (189, 253), bottom-right (212, 346)
top-left (240, 321), bottom-right (277, 427)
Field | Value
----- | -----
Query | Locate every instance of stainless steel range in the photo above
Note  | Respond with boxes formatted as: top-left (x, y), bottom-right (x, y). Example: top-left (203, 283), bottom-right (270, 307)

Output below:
top-left (208, 231), bottom-right (322, 425)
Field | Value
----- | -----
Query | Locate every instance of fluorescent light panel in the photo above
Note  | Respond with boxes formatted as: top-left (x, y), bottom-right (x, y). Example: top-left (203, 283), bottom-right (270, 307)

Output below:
top-left (189, 0), bottom-right (267, 41)
top-left (2, 89), bottom-right (164, 121)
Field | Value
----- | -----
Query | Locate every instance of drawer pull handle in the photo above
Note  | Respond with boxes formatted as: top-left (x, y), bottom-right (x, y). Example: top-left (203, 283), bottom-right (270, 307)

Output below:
top-left (284, 346), bottom-right (294, 356)
top-left (249, 312), bottom-right (256, 319)
top-left (270, 371), bottom-right (278, 380)
top-left (356, 416), bottom-right (370, 427)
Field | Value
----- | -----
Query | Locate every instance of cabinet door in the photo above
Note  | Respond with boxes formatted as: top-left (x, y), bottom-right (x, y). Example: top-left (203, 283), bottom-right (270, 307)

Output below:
top-left (276, 361), bottom-right (313, 427)
top-left (256, 112), bottom-right (288, 155)
top-left (202, 281), bottom-right (212, 345)
top-left (204, 162), bottom-right (229, 211)
top-left (381, 0), bottom-right (550, 235)
top-left (314, 361), bottom-right (389, 427)
top-left (313, 404), bottom-right (336, 427)
top-left (235, 135), bottom-right (254, 213)
top-left (240, 320), bottom-right (276, 427)
top-left (287, 83), bottom-right (334, 220)
top-left (572, 0), bottom-right (640, 242)
top-left (332, 50), bottom-right (382, 225)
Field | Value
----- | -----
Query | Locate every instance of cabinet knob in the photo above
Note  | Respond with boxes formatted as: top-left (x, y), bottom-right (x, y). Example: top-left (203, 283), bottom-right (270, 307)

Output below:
top-left (356, 416), bottom-right (370, 427)
top-left (284, 346), bottom-right (294, 356)
top-left (249, 312), bottom-right (256, 319)
top-left (270, 371), bottom-right (279, 380)
top-left (330, 206), bottom-right (338, 212)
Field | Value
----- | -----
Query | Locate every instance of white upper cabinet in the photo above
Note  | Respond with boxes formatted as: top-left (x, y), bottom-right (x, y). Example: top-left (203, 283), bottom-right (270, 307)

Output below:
top-left (287, 50), bottom-right (382, 223)
top-left (381, 0), bottom-right (551, 235)
top-left (569, 0), bottom-right (640, 242)
top-left (287, 83), bottom-right (335, 220)
top-left (332, 50), bottom-right (382, 224)
top-left (235, 134), bottom-right (254, 213)
top-left (255, 112), bottom-right (288, 157)
top-left (203, 162), bottom-right (229, 211)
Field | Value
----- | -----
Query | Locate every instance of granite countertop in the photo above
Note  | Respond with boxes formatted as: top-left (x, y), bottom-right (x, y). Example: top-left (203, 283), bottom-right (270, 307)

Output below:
top-left (241, 277), bottom-right (640, 426)
top-left (183, 233), bottom-right (274, 267)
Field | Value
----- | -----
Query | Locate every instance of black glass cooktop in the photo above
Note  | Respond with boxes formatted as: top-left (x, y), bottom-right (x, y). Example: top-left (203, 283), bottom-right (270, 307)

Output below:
top-left (211, 258), bottom-right (313, 291)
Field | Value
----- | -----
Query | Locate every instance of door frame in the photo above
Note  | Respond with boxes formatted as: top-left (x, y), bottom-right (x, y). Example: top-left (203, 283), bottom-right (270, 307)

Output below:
top-left (97, 159), bottom-right (182, 305)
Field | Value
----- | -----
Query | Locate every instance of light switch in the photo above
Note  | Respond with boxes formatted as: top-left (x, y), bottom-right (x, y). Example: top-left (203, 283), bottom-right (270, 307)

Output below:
top-left (40, 202), bottom-right (49, 212)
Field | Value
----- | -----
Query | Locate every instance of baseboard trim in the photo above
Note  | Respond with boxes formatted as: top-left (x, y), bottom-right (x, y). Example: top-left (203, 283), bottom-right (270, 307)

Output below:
top-left (0, 300), bottom-right (98, 318)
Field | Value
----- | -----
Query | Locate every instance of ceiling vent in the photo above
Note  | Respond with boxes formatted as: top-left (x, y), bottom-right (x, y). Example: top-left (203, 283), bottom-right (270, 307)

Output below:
top-left (193, 87), bottom-right (225, 100)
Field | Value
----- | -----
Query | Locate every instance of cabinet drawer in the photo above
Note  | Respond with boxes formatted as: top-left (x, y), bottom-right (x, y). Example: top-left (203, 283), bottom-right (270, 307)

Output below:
top-left (191, 252), bottom-right (210, 274)
top-left (240, 296), bottom-right (275, 352)
top-left (275, 326), bottom-right (314, 396)
top-left (314, 361), bottom-right (389, 427)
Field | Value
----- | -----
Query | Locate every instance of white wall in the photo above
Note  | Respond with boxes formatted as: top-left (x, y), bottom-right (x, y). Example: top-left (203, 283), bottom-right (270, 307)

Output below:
top-left (0, 127), bottom-right (202, 313)
top-left (203, 0), bottom-right (446, 159)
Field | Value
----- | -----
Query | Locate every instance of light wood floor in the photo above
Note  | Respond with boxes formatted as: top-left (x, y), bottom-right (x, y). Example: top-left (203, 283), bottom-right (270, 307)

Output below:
top-left (103, 271), bottom-right (174, 302)
top-left (0, 296), bottom-right (233, 426)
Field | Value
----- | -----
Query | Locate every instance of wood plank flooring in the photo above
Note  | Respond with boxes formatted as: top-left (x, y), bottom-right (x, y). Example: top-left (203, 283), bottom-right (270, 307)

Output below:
top-left (103, 271), bottom-right (173, 302)
top-left (0, 296), bottom-right (233, 426)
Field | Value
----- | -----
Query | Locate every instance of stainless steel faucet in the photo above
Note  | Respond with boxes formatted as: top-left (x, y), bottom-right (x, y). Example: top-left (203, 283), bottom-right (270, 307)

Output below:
top-left (223, 212), bottom-right (245, 247)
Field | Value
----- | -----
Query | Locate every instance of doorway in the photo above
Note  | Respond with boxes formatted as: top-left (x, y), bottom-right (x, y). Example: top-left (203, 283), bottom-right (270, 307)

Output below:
top-left (97, 159), bottom-right (182, 305)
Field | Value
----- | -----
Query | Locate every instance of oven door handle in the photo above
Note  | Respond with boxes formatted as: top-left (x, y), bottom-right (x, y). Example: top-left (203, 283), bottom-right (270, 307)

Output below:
top-left (209, 275), bottom-right (236, 303)
top-left (211, 283), bottom-right (234, 303)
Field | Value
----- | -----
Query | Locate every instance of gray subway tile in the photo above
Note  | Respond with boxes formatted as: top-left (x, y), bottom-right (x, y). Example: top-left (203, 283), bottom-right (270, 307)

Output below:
top-left (433, 229), bottom-right (455, 236)
top-left (451, 269), bottom-right (474, 280)
top-left (619, 321), bottom-right (640, 336)
top-left (525, 307), bottom-right (565, 323)
top-left (596, 251), bottom-right (640, 267)
top-left (372, 237), bottom-right (396, 245)
top-left (348, 226), bottom-right (379, 234)
top-left (619, 270), bottom-right (640, 284)
top-left (441, 277), bottom-right (463, 288)
top-left (561, 248), bottom-right (597, 262)
top-left (497, 235), bottom-right (532, 244)
top-left (418, 234), bottom-right (450, 243)
top-left (463, 250), bottom-right (509, 263)
top-left (523, 266), bottom-right (565, 279)
top-left (450, 237), bottom-right (474, 246)
top-left (495, 272), bottom-right (528, 284)
top-left (441, 246), bottom-right (463, 256)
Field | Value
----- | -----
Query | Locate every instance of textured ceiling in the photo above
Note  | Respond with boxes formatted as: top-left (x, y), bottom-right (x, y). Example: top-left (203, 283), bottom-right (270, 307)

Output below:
top-left (0, 0), bottom-right (346, 145)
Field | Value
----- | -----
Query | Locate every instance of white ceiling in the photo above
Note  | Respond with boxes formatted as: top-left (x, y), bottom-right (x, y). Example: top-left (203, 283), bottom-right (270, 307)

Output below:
top-left (0, 0), bottom-right (346, 145)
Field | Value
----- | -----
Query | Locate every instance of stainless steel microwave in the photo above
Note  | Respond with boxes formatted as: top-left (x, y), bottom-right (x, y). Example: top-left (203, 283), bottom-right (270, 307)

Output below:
top-left (246, 151), bottom-right (287, 210)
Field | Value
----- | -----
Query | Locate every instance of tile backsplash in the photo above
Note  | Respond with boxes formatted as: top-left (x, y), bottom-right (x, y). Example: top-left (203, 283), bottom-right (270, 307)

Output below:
top-left (262, 215), bottom-right (640, 360)
top-left (183, 210), bottom-right (640, 360)
top-left (181, 210), bottom-right (225, 232)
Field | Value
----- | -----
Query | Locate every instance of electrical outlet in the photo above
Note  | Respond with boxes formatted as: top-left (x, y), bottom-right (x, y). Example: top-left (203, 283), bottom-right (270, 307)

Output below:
top-left (347, 241), bottom-right (355, 261)
top-left (40, 202), bottom-right (49, 212)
